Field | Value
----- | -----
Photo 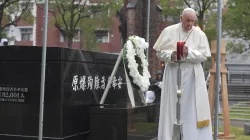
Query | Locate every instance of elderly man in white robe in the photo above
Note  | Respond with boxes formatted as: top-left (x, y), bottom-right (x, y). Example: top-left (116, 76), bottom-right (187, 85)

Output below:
top-left (153, 8), bottom-right (213, 140)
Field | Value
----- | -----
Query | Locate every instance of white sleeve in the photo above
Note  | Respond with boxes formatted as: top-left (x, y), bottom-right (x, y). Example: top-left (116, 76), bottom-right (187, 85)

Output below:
top-left (153, 27), bottom-right (175, 63)
top-left (186, 31), bottom-right (211, 63)
top-left (186, 50), bottom-right (207, 63)
top-left (156, 50), bottom-right (174, 63)
top-left (153, 28), bottom-right (171, 51)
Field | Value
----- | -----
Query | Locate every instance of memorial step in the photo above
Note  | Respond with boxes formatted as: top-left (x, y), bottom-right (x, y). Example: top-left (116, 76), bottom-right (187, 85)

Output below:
top-left (228, 88), bottom-right (250, 91)
top-left (219, 117), bottom-right (250, 121)
top-left (235, 103), bottom-right (250, 107)
top-left (231, 106), bottom-right (250, 109)
top-left (227, 84), bottom-right (250, 97)
top-left (238, 101), bottom-right (250, 104)
top-left (221, 95), bottom-right (250, 101)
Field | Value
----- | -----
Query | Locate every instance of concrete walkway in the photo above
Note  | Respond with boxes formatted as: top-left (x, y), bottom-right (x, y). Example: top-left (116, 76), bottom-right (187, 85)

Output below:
top-left (218, 119), bottom-right (248, 128)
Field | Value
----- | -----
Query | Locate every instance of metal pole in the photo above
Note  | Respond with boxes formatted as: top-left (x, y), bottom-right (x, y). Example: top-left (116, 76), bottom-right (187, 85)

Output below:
top-left (146, 0), bottom-right (150, 59)
top-left (172, 61), bottom-right (183, 140)
top-left (214, 0), bottom-right (222, 139)
top-left (38, 0), bottom-right (49, 140)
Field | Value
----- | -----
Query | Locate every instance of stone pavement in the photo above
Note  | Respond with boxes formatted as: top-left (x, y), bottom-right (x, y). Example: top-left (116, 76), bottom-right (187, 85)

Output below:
top-left (219, 119), bottom-right (249, 128)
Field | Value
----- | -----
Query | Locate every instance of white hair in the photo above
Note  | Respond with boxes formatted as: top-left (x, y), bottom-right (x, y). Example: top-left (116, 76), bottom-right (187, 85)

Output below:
top-left (181, 8), bottom-right (196, 16)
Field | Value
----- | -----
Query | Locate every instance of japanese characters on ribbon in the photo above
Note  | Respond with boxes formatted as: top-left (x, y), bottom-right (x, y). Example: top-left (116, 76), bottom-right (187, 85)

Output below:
top-left (0, 86), bottom-right (28, 103)
top-left (72, 75), bottom-right (123, 91)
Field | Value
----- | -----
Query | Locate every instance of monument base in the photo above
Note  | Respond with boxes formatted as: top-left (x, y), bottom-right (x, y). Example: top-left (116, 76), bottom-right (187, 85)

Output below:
top-left (0, 134), bottom-right (88, 140)
top-left (88, 104), bottom-right (158, 140)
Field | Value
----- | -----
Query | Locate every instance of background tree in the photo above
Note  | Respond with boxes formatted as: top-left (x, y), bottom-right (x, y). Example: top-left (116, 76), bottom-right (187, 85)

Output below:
top-left (202, 12), bottom-right (217, 71)
top-left (80, 0), bottom-right (122, 51)
top-left (203, 12), bottom-right (217, 45)
top-left (0, 0), bottom-right (32, 39)
top-left (160, 0), bottom-right (216, 30)
top-left (223, 0), bottom-right (250, 41)
top-left (226, 41), bottom-right (245, 54)
top-left (160, 0), bottom-right (184, 24)
top-left (49, 0), bottom-right (122, 49)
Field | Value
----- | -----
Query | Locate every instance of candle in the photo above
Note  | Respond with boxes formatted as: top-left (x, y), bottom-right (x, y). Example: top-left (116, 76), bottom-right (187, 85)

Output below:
top-left (177, 42), bottom-right (185, 60)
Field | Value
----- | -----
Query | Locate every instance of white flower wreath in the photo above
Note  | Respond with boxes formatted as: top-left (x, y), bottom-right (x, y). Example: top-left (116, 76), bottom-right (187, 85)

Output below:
top-left (123, 35), bottom-right (151, 92)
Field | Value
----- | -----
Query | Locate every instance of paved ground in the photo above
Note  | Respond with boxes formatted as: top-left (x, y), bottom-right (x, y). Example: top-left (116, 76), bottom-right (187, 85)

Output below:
top-left (219, 120), bottom-right (248, 128)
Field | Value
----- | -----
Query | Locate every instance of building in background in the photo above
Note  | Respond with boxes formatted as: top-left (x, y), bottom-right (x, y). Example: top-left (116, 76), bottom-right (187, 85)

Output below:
top-left (5, 0), bottom-right (122, 53)
top-left (3, 0), bottom-right (169, 76)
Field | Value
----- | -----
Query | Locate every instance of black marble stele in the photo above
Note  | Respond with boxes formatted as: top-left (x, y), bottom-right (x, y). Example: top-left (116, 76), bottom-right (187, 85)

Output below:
top-left (0, 45), bottom-right (134, 140)
top-left (88, 104), bottom-right (158, 140)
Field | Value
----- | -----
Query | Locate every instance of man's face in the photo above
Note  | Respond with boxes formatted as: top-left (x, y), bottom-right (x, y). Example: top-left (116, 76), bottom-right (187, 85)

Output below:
top-left (180, 11), bottom-right (196, 31)
top-left (156, 74), bottom-right (162, 80)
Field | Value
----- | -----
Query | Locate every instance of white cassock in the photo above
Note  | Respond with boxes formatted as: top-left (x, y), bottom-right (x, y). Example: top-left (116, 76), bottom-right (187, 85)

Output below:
top-left (153, 23), bottom-right (213, 140)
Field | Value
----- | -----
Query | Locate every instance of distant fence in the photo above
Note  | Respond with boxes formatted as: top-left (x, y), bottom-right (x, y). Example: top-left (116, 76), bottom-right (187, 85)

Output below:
top-left (228, 69), bottom-right (250, 84)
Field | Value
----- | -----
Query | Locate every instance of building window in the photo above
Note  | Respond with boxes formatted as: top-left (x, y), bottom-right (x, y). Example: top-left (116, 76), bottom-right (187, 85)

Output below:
top-left (60, 32), bottom-right (65, 42)
top-left (89, 5), bottom-right (110, 18)
top-left (90, 11), bottom-right (102, 18)
top-left (60, 30), bottom-right (80, 42)
top-left (96, 30), bottom-right (109, 43)
top-left (20, 28), bottom-right (33, 41)
top-left (73, 30), bottom-right (80, 42)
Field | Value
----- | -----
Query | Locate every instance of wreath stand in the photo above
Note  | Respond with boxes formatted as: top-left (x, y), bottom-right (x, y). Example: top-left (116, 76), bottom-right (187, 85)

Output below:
top-left (99, 49), bottom-right (147, 106)
top-left (208, 40), bottom-right (234, 139)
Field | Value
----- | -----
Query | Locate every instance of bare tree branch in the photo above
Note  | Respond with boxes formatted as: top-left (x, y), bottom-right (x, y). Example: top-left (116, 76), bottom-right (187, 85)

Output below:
top-left (243, 12), bottom-right (250, 16)
top-left (0, 1), bottom-right (8, 15)
top-left (56, 0), bottom-right (69, 33)
top-left (184, 0), bottom-right (191, 8)
top-left (49, 0), bottom-right (116, 48)
top-left (4, 0), bottom-right (19, 8)
top-left (46, 6), bottom-right (63, 32)
top-left (197, 0), bottom-right (202, 11)
top-left (205, 0), bottom-right (216, 10)
top-left (0, 0), bottom-right (32, 29)
top-left (70, 0), bottom-right (76, 31)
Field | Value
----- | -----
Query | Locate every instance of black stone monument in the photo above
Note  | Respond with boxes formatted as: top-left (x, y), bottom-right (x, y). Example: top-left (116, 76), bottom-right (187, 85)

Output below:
top-left (0, 46), bottom-right (130, 140)
top-left (0, 46), bottom-right (158, 140)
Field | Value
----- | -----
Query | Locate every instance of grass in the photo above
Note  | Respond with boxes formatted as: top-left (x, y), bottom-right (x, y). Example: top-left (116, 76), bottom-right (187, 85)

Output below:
top-left (231, 106), bottom-right (250, 110)
top-left (230, 110), bottom-right (250, 114)
top-left (219, 114), bottom-right (250, 120)
top-left (229, 116), bottom-right (250, 120)
top-left (216, 127), bottom-right (250, 140)
top-left (133, 123), bottom-right (250, 139)
top-left (230, 113), bottom-right (250, 116)
top-left (131, 122), bottom-right (158, 133)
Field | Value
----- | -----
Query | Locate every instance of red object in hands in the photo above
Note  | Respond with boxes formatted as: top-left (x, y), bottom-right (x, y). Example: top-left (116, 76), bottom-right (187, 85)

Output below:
top-left (177, 42), bottom-right (185, 60)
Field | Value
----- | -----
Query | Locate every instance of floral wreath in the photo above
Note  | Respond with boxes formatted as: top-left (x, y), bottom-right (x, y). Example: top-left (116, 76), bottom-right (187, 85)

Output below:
top-left (123, 35), bottom-right (151, 92)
